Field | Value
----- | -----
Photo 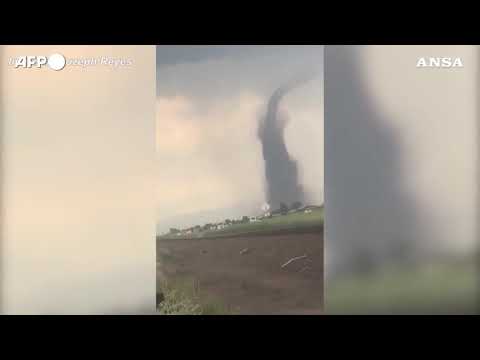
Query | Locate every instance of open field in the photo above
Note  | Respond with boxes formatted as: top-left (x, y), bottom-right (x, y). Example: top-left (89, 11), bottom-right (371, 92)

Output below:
top-left (157, 230), bottom-right (324, 314)
top-left (158, 207), bottom-right (324, 241)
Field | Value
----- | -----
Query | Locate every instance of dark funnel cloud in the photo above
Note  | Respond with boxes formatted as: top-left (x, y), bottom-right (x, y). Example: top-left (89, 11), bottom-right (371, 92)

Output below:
top-left (258, 73), bottom-right (314, 210)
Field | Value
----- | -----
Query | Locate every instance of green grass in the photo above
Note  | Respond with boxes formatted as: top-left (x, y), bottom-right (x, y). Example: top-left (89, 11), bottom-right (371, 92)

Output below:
top-left (157, 278), bottom-right (230, 315)
top-left (209, 208), bottom-right (324, 235)
top-left (159, 207), bottom-right (324, 240)
top-left (326, 259), bottom-right (478, 314)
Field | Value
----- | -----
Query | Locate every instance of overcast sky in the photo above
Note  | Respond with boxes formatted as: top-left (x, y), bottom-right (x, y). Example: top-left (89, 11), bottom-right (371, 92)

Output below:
top-left (156, 45), bottom-right (324, 232)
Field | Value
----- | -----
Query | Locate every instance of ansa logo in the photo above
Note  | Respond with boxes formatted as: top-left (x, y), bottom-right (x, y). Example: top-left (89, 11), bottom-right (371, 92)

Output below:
top-left (416, 57), bottom-right (463, 68)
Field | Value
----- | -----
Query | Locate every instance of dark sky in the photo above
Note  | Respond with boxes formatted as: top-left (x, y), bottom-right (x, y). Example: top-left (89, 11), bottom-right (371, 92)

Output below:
top-left (156, 45), bottom-right (319, 69)
top-left (156, 45), bottom-right (323, 103)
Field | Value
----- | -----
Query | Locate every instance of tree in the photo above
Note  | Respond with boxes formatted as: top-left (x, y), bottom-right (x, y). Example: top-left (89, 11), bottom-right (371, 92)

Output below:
top-left (291, 201), bottom-right (303, 210)
top-left (280, 202), bottom-right (289, 215)
top-left (225, 219), bottom-right (231, 225)
top-left (241, 216), bottom-right (249, 223)
top-left (203, 223), bottom-right (212, 231)
top-left (169, 228), bottom-right (180, 234)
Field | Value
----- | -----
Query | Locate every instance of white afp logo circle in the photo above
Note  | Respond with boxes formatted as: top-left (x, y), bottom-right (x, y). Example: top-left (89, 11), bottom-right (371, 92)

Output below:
top-left (47, 53), bottom-right (66, 71)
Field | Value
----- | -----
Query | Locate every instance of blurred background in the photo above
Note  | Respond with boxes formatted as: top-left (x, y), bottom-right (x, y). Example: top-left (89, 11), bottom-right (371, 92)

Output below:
top-left (325, 45), bottom-right (479, 314)
top-left (0, 46), bottom-right (156, 314)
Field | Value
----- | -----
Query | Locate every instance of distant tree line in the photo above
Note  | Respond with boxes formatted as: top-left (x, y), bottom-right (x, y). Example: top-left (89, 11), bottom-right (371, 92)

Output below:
top-left (168, 200), bottom-right (308, 235)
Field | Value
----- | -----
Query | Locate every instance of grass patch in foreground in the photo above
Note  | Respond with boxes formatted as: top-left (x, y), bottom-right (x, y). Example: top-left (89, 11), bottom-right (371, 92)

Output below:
top-left (326, 259), bottom-right (478, 314)
top-left (157, 278), bottom-right (230, 315)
